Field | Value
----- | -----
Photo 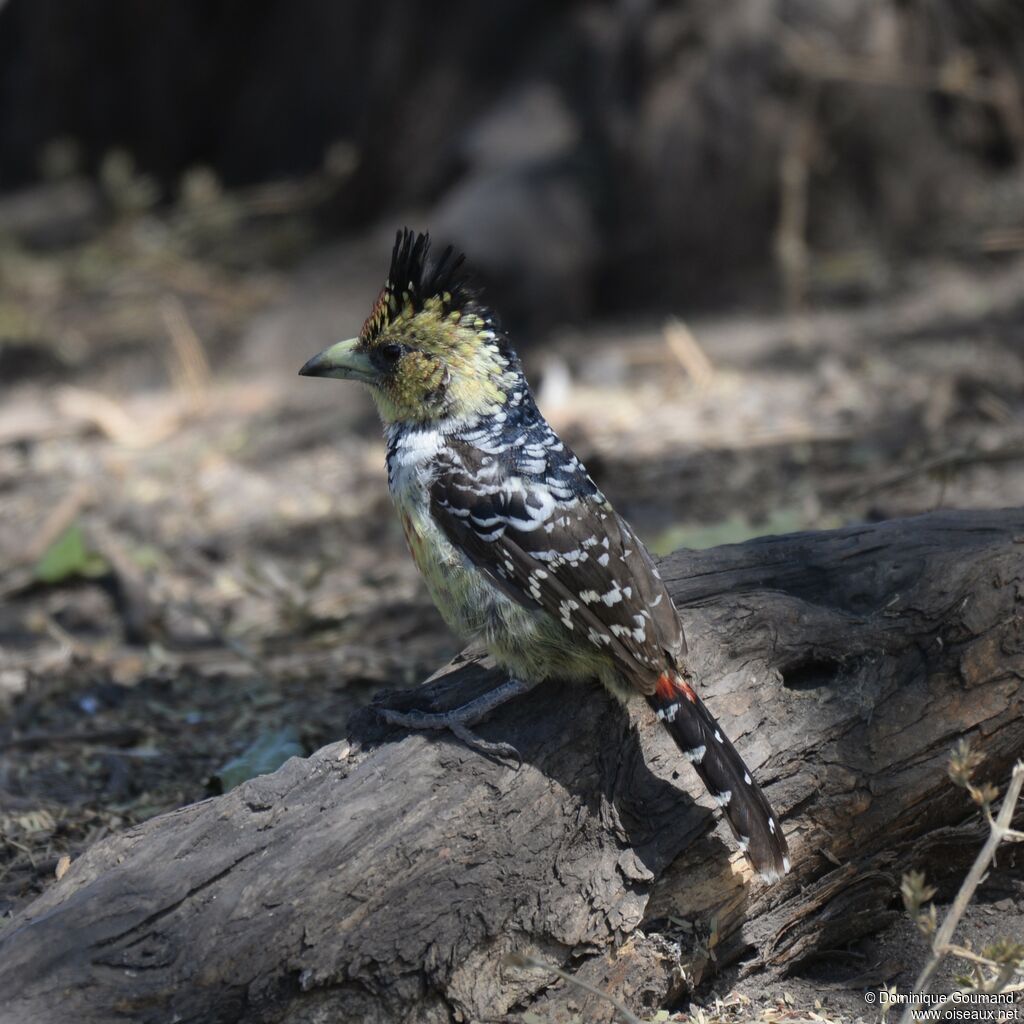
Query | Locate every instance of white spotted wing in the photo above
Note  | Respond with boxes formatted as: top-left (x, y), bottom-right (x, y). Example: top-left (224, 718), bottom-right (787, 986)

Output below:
top-left (429, 433), bottom-right (687, 692)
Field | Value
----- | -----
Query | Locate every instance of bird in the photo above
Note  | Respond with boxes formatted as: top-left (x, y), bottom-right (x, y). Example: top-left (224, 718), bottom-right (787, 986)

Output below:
top-left (299, 229), bottom-right (790, 882)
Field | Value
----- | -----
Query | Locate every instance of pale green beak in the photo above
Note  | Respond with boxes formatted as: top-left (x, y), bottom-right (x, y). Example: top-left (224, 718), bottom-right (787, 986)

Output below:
top-left (298, 338), bottom-right (376, 383)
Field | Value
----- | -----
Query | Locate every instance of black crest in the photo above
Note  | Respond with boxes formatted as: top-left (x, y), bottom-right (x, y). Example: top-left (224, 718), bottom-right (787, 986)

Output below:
top-left (364, 229), bottom-right (516, 365)
top-left (387, 229), bottom-right (472, 316)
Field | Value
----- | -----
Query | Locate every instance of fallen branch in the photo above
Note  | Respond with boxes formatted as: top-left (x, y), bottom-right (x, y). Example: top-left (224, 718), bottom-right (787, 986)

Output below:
top-left (2, 508), bottom-right (1023, 1024)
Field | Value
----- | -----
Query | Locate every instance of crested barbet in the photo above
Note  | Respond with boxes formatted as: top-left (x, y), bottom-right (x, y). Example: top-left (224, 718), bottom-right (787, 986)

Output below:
top-left (299, 230), bottom-right (790, 881)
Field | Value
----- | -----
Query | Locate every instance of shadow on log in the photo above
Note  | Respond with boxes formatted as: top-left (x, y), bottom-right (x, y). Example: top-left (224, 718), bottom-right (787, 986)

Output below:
top-left (2, 509), bottom-right (1023, 1024)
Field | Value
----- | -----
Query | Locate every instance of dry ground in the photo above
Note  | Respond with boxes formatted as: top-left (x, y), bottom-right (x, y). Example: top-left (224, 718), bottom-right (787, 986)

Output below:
top-left (1, 192), bottom-right (1023, 1020)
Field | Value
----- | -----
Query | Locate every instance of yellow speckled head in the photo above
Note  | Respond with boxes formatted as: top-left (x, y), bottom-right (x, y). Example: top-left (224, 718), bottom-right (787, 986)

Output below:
top-left (299, 230), bottom-right (521, 425)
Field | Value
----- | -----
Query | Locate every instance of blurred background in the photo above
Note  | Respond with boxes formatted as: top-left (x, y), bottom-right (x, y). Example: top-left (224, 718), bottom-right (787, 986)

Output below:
top-left (2, 0), bottom-right (1024, 947)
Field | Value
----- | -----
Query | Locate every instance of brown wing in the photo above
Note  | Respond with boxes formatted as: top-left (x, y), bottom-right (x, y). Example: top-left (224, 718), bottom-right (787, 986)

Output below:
top-left (429, 437), bottom-right (686, 692)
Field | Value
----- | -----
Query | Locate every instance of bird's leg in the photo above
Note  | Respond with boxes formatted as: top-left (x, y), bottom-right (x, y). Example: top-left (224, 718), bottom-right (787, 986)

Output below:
top-left (377, 676), bottom-right (536, 763)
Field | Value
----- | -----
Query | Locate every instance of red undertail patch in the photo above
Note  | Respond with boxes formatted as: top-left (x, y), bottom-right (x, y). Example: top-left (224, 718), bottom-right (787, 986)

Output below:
top-left (655, 672), bottom-right (698, 703)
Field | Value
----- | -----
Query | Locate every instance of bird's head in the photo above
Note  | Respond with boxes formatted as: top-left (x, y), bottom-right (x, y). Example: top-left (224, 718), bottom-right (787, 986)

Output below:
top-left (299, 230), bottom-right (521, 425)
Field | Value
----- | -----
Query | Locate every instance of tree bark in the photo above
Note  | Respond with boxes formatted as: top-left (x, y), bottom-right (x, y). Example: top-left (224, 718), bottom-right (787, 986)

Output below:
top-left (2, 509), bottom-right (1022, 1024)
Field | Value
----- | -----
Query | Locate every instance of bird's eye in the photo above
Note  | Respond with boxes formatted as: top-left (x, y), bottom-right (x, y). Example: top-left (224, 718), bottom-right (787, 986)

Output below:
top-left (380, 344), bottom-right (403, 365)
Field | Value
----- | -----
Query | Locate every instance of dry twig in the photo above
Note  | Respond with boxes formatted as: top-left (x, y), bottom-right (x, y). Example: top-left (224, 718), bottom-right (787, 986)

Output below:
top-left (503, 952), bottom-right (644, 1024)
top-left (899, 759), bottom-right (1024, 1024)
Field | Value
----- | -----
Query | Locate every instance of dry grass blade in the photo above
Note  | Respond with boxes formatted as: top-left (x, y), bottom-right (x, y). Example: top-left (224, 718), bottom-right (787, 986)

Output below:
top-left (663, 317), bottom-right (714, 391)
top-left (160, 294), bottom-right (212, 403)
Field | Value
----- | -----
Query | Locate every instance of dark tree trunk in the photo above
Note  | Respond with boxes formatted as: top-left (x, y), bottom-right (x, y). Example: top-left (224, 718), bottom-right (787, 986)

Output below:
top-left (2, 509), bottom-right (1022, 1024)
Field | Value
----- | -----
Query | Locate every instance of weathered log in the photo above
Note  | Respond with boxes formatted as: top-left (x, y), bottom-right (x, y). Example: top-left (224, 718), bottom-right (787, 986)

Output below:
top-left (2, 509), bottom-right (1022, 1024)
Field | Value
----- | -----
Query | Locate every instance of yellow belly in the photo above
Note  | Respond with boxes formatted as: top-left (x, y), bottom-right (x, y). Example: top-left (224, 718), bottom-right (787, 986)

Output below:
top-left (396, 500), bottom-right (620, 691)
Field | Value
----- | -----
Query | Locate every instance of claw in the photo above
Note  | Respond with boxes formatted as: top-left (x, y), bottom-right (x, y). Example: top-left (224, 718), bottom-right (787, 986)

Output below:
top-left (375, 677), bottom-right (535, 767)
top-left (449, 721), bottom-right (522, 766)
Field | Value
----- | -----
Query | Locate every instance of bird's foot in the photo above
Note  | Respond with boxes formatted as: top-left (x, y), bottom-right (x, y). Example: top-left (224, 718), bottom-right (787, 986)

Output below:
top-left (377, 677), bottom-right (534, 765)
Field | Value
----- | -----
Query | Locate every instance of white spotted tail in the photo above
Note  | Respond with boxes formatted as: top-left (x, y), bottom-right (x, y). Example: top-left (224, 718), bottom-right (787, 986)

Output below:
top-left (649, 674), bottom-right (790, 882)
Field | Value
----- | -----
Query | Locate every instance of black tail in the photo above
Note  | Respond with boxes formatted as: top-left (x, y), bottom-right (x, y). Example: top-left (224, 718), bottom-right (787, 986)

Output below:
top-left (648, 675), bottom-right (790, 882)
